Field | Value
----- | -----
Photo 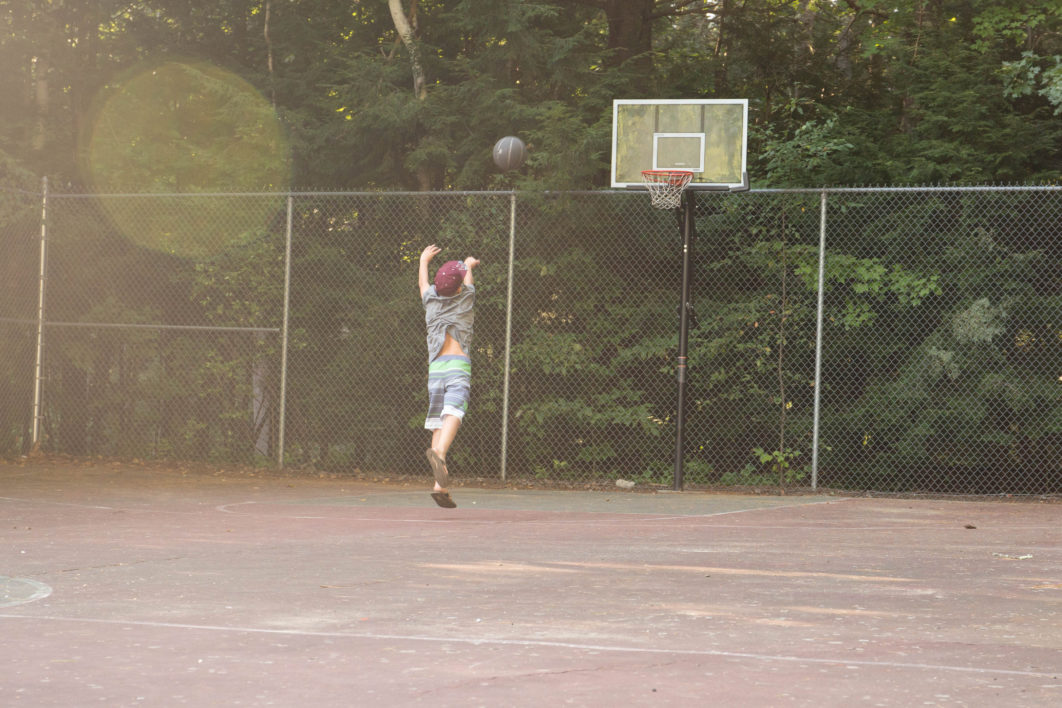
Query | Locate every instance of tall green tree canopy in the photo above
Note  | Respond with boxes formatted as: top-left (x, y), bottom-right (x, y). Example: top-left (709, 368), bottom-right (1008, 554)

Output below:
top-left (1, 0), bottom-right (1059, 191)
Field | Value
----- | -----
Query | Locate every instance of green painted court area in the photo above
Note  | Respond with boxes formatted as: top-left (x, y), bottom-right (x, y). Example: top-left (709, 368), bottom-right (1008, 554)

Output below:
top-left (286, 486), bottom-right (834, 514)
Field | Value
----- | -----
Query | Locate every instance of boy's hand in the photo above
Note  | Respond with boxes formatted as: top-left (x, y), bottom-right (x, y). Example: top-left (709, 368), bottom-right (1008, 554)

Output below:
top-left (421, 245), bottom-right (441, 263)
top-left (461, 256), bottom-right (479, 287)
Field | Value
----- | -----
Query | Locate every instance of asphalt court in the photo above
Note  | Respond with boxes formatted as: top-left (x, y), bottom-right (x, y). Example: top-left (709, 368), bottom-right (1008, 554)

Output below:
top-left (1, 460), bottom-right (1060, 706)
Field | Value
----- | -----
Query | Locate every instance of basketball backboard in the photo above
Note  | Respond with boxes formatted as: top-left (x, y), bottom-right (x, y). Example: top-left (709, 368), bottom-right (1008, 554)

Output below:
top-left (611, 99), bottom-right (748, 191)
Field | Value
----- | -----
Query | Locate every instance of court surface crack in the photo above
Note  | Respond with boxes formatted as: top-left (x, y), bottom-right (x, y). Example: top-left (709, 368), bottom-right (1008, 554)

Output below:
top-left (52, 556), bottom-right (187, 574)
top-left (414, 658), bottom-right (681, 698)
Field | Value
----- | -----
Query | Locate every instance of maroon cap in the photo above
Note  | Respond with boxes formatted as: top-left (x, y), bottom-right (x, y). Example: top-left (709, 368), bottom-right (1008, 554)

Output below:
top-left (434, 260), bottom-right (467, 296)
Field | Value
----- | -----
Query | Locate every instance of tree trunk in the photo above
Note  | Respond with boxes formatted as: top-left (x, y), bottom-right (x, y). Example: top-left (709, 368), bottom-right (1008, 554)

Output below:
top-left (32, 56), bottom-right (48, 153)
top-left (713, 0), bottom-right (731, 94)
top-left (601, 0), bottom-right (654, 70)
top-left (834, 15), bottom-right (857, 81)
top-left (264, 0), bottom-right (276, 107)
top-left (387, 0), bottom-right (434, 189)
top-left (388, 0), bottom-right (427, 100)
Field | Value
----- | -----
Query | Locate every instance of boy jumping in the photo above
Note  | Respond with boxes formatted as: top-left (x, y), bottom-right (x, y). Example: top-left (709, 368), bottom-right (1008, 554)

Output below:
top-left (419, 245), bottom-right (479, 508)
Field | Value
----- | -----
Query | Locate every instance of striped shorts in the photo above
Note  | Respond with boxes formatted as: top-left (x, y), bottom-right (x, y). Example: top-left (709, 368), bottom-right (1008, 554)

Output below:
top-left (425, 355), bottom-right (471, 430)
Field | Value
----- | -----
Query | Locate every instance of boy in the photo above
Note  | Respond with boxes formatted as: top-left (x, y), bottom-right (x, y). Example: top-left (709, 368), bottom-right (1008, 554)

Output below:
top-left (419, 245), bottom-right (479, 508)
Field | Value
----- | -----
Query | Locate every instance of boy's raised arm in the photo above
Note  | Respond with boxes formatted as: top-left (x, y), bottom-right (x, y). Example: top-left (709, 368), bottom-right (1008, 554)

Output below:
top-left (419, 245), bottom-right (441, 296)
top-left (463, 256), bottom-right (479, 286)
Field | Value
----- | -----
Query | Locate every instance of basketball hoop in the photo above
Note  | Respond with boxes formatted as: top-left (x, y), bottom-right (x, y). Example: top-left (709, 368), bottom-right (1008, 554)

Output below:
top-left (641, 170), bottom-right (694, 210)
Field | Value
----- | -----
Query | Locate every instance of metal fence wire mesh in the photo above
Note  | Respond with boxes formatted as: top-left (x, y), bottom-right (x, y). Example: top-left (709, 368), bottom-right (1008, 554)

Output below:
top-left (283, 193), bottom-right (513, 479)
top-left (1, 185), bottom-right (1059, 495)
top-left (816, 189), bottom-right (1062, 494)
top-left (19, 191), bottom-right (283, 461)
top-left (0, 188), bottom-right (41, 453)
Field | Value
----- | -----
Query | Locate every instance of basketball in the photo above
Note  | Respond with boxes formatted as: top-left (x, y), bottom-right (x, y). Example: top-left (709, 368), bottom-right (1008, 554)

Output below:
top-left (493, 136), bottom-right (527, 171)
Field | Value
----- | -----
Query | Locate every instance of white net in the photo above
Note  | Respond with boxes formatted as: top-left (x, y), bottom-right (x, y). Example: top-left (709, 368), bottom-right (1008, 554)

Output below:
top-left (641, 170), bottom-right (694, 210)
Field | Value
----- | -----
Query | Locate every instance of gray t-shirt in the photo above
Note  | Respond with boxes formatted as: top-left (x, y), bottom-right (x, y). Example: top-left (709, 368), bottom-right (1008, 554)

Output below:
top-left (422, 284), bottom-right (475, 362)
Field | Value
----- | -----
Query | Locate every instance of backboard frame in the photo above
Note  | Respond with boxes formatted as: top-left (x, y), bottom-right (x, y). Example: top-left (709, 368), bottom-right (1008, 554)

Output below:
top-left (611, 98), bottom-right (749, 192)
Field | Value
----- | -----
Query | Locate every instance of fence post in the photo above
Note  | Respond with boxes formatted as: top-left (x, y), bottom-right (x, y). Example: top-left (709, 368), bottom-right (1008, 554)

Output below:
top-left (277, 194), bottom-right (293, 469)
top-left (499, 192), bottom-right (516, 481)
top-left (810, 189), bottom-right (827, 489)
top-left (30, 176), bottom-right (48, 452)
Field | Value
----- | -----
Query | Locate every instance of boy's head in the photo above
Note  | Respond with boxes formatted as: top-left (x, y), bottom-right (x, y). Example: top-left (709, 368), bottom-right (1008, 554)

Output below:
top-left (434, 260), bottom-right (467, 296)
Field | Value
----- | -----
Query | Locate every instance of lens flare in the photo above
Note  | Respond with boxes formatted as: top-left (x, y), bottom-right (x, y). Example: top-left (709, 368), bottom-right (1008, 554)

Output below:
top-left (83, 60), bottom-right (291, 258)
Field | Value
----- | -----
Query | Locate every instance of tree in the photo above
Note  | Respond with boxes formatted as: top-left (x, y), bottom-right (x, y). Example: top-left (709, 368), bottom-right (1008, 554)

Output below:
top-left (2, 0), bottom-right (1060, 190)
top-left (388, 0), bottom-right (428, 100)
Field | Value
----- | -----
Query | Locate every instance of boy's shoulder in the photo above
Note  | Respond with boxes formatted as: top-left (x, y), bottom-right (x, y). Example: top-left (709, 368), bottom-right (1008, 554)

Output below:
top-left (423, 283), bottom-right (475, 303)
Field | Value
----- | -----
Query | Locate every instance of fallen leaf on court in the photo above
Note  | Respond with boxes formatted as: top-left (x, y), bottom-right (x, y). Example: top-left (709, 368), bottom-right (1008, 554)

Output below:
top-left (964, 524), bottom-right (976, 529)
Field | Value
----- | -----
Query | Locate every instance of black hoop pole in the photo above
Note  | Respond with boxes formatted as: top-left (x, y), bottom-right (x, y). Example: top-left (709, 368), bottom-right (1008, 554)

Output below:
top-left (673, 190), bottom-right (696, 491)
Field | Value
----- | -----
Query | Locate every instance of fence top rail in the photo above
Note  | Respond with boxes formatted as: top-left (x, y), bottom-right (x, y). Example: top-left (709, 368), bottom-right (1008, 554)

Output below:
top-left (10, 185), bottom-right (1061, 199)
top-left (40, 189), bottom-right (520, 199)
top-left (0, 317), bottom-right (279, 334)
top-left (749, 184), bottom-right (1062, 195)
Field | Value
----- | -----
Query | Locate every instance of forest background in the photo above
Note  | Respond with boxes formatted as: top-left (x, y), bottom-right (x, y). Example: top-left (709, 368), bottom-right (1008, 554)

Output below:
top-left (2, 0), bottom-right (1061, 191)
top-left (1, 1), bottom-right (1061, 493)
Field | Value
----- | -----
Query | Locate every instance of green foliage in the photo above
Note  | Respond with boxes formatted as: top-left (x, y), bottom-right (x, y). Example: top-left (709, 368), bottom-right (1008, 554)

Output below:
top-left (720, 448), bottom-right (805, 488)
top-left (757, 113), bottom-right (854, 187)
top-left (505, 215), bottom-right (676, 481)
top-left (815, 193), bottom-right (1062, 493)
top-left (85, 60), bottom-right (291, 194)
top-left (2, 2), bottom-right (1061, 497)
top-left (1001, 52), bottom-right (1062, 114)
top-left (2, 0), bottom-right (1059, 190)
top-left (4, 186), bottom-right (1059, 496)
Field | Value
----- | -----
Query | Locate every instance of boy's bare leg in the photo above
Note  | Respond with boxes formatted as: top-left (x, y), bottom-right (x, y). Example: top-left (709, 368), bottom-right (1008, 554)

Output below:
top-left (430, 415), bottom-right (461, 491)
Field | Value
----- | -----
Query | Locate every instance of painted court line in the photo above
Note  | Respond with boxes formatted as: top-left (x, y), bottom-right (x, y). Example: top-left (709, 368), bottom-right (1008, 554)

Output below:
top-left (547, 561), bottom-right (916, 583)
top-left (215, 501), bottom-right (325, 519)
top-left (0, 495), bottom-right (225, 517)
top-left (633, 497), bottom-right (846, 522)
top-left (213, 496), bottom-right (1062, 532)
top-left (0, 613), bottom-right (1057, 679)
top-left (0, 578), bottom-right (53, 608)
top-left (0, 495), bottom-right (114, 510)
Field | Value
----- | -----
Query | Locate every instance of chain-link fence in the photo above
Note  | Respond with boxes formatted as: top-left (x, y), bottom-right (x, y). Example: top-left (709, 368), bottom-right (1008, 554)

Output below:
top-left (814, 188), bottom-right (1062, 494)
top-left (2, 183), bottom-right (1059, 494)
